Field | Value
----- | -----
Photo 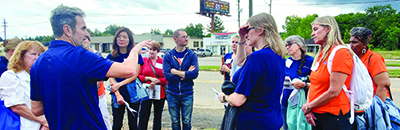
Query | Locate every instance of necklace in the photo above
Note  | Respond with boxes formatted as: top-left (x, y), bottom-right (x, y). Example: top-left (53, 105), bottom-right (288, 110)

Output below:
top-left (261, 44), bottom-right (269, 49)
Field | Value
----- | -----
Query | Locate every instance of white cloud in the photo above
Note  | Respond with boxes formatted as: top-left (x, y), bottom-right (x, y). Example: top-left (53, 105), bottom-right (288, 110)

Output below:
top-left (0, 0), bottom-right (398, 38)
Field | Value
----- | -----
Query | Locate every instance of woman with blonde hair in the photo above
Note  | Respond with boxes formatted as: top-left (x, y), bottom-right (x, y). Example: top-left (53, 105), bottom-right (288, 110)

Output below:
top-left (218, 12), bottom-right (287, 129)
top-left (302, 16), bottom-right (353, 130)
top-left (0, 38), bottom-right (22, 75)
top-left (0, 41), bottom-right (48, 129)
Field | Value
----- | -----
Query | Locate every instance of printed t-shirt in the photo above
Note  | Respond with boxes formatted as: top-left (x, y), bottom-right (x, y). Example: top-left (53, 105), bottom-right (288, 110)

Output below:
top-left (309, 47), bottom-right (353, 115)
top-left (223, 52), bottom-right (233, 80)
top-left (30, 40), bottom-right (113, 129)
top-left (232, 47), bottom-right (285, 129)
top-left (361, 49), bottom-right (391, 98)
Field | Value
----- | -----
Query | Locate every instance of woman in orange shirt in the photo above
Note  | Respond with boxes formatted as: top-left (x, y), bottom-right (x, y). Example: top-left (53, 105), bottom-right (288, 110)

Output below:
top-left (349, 27), bottom-right (391, 129)
top-left (349, 27), bottom-right (391, 102)
top-left (302, 16), bottom-right (353, 130)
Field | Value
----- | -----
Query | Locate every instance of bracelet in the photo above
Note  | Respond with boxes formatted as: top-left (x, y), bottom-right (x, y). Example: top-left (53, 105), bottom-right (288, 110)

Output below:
top-left (223, 95), bottom-right (227, 102)
top-left (237, 40), bottom-right (246, 45)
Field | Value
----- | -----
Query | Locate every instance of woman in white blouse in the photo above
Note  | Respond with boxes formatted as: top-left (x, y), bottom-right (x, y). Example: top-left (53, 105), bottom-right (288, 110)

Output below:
top-left (0, 41), bottom-right (47, 130)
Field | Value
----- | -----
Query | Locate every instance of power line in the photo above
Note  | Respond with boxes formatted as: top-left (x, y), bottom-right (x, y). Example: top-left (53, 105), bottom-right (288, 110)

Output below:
top-left (274, 0), bottom-right (399, 6)
top-left (87, 12), bottom-right (194, 16)
top-left (1, 14), bottom-right (48, 19)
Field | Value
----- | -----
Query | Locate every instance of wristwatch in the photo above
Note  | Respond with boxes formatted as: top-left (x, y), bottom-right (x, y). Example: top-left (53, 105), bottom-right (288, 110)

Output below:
top-left (223, 95), bottom-right (227, 102)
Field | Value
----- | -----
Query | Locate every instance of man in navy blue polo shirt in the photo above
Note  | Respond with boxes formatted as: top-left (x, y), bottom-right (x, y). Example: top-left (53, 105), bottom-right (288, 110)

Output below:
top-left (30, 5), bottom-right (151, 129)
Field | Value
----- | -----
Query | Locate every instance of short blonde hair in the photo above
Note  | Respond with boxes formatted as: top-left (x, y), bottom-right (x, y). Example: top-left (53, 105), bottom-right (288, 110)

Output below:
top-left (311, 16), bottom-right (353, 66)
top-left (247, 13), bottom-right (287, 58)
top-left (8, 41), bottom-right (46, 73)
top-left (3, 38), bottom-right (22, 52)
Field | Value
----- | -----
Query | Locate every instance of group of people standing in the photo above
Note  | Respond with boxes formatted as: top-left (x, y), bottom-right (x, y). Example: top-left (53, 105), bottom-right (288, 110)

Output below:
top-left (0, 5), bottom-right (199, 130)
top-left (0, 4), bottom-right (395, 130)
top-left (218, 13), bottom-right (393, 130)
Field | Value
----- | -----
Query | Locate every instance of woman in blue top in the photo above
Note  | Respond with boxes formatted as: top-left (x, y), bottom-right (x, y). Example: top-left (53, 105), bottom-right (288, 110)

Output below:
top-left (281, 35), bottom-right (314, 130)
top-left (218, 12), bottom-right (287, 129)
top-left (107, 27), bottom-right (144, 130)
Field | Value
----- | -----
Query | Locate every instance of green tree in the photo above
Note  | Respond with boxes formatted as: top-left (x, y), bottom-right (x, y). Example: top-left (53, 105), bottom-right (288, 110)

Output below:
top-left (150, 28), bottom-right (161, 35)
top-left (281, 14), bottom-right (317, 40)
top-left (207, 16), bottom-right (226, 33)
top-left (163, 29), bottom-right (173, 36)
top-left (365, 4), bottom-right (397, 49)
top-left (87, 28), bottom-right (95, 36)
top-left (379, 22), bottom-right (400, 50)
top-left (104, 24), bottom-right (125, 35)
top-left (185, 23), bottom-right (204, 38)
top-left (41, 35), bottom-right (55, 43)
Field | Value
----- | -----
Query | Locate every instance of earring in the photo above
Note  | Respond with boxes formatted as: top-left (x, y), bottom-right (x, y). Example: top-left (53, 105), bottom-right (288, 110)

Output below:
top-left (362, 49), bottom-right (366, 54)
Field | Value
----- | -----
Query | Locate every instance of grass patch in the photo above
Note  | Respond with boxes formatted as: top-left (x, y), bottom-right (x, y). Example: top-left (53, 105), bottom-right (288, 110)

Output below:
top-left (199, 66), bottom-right (219, 71)
top-left (386, 61), bottom-right (400, 67)
top-left (374, 50), bottom-right (400, 60)
top-left (388, 69), bottom-right (400, 78)
top-left (199, 66), bottom-right (400, 78)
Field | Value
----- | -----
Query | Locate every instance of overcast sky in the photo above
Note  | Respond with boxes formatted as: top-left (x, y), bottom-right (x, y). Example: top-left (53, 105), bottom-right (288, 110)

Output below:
top-left (1, 0), bottom-right (399, 39)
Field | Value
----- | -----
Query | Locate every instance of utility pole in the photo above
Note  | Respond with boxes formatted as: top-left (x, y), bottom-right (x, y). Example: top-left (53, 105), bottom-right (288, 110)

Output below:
top-left (3, 19), bottom-right (6, 40)
top-left (211, 13), bottom-right (215, 33)
top-left (249, 0), bottom-right (253, 17)
top-left (269, 0), bottom-right (272, 14)
top-left (237, 0), bottom-right (241, 28)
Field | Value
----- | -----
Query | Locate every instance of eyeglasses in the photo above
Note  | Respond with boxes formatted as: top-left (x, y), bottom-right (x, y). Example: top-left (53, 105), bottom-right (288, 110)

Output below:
top-left (285, 42), bottom-right (293, 47)
top-left (247, 27), bottom-right (255, 33)
top-left (177, 36), bottom-right (190, 39)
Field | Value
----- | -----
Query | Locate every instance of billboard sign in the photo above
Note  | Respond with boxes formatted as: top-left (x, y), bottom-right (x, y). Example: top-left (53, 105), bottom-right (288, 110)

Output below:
top-left (200, 0), bottom-right (230, 15)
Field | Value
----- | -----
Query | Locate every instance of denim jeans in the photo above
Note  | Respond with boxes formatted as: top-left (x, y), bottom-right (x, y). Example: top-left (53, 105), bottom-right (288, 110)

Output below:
top-left (166, 93), bottom-right (193, 130)
top-left (313, 111), bottom-right (351, 130)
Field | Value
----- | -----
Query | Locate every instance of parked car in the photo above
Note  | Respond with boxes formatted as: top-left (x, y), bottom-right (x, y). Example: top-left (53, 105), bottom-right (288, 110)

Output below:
top-left (141, 48), bottom-right (164, 58)
top-left (197, 49), bottom-right (213, 57)
top-left (161, 49), bottom-right (171, 53)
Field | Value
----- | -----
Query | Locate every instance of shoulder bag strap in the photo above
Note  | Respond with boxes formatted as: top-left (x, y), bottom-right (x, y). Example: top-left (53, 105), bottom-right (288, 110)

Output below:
top-left (149, 60), bottom-right (160, 79)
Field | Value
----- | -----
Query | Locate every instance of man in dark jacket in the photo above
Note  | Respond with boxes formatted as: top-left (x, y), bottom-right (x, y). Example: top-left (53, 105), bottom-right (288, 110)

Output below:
top-left (163, 29), bottom-right (199, 130)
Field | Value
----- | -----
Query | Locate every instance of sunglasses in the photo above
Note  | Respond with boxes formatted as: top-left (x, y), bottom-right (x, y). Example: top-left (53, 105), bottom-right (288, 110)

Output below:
top-left (285, 42), bottom-right (293, 47)
top-left (246, 27), bottom-right (255, 33)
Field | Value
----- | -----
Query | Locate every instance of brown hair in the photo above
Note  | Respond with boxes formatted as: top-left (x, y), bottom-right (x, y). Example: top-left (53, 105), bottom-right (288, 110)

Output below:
top-left (111, 27), bottom-right (134, 57)
top-left (3, 38), bottom-right (22, 53)
top-left (151, 40), bottom-right (161, 52)
top-left (8, 41), bottom-right (46, 72)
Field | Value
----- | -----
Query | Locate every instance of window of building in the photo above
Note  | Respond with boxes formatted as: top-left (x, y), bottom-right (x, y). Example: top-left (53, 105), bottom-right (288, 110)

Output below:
top-left (201, 41), bottom-right (203, 47)
top-left (194, 41), bottom-right (199, 47)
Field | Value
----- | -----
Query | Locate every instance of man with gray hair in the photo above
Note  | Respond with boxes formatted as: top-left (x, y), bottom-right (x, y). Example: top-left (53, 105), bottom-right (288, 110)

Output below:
top-left (163, 29), bottom-right (199, 130)
top-left (30, 5), bottom-right (151, 129)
